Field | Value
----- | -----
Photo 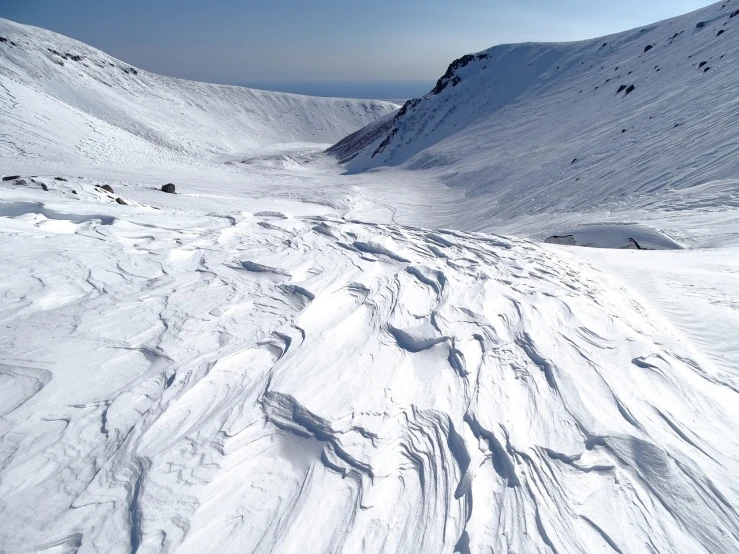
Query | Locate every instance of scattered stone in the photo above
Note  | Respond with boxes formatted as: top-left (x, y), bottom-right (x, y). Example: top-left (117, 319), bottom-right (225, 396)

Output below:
top-left (731, 9), bottom-right (739, 18)
top-left (54, 177), bottom-right (67, 181)
top-left (72, 190), bottom-right (77, 195)
top-left (161, 183), bottom-right (176, 194)
top-left (40, 183), bottom-right (49, 191)
top-left (625, 85), bottom-right (636, 94)
top-left (622, 129), bottom-right (627, 133)
top-left (644, 44), bottom-right (653, 53)
top-left (571, 158), bottom-right (577, 164)
top-left (704, 66), bottom-right (711, 72)
top-left (101, 184), bottom-right (114, 193)
top-left (2, 175), bottom-right (20, 181)
top-left (0, 37), bottom-right (7, 43)
top-left (696, 21), bottom-right (707, 29)
top-left (14, 179), bottom-right (28, 186)
top-left (699, 61), bottom-right (708, 67)
top-left (617, 84), bottom-right (627, 93)
top-left (115, 197), bottom-right (127, 205)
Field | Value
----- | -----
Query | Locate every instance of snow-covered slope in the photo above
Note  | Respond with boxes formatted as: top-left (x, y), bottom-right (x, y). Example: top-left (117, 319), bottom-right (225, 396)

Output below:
top-left (3, 7), bottom-right (739, 554)
top-left (338, 1), bottom-right (739, 220)
top-left (2, 180), bottom-right (739, 554)
top-left (0, 17), bottom-right (396, 168)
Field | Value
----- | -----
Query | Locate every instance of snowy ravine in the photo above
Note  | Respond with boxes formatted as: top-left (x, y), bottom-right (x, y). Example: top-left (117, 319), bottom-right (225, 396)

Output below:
top-left (1, 183), bottom-right (739, 554)
top-left (3, 5), bottom-right (739, 554)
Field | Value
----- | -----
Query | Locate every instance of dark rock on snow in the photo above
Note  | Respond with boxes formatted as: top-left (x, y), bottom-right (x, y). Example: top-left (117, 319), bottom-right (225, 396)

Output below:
top-left (101, 184), bottom-right (114, 193)
top-left (644, 44), bottom-right (653, 53)
top-left (115, 197), bottom-right (127, 205)
top-left (2, 175), bottom-right (21, 181)
top-left (161, 183), bottom-right (176, 194)
top-left (54, 177), bottom-right (68, 181)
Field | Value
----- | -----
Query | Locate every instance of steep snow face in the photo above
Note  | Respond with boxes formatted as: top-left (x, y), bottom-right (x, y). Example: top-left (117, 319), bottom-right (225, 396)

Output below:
top-left (341, 0), bottom-right (739, 219)
top-left (0, 18), bottom-right (397, 167)
top-left (2, 181), bottom-right (739, 553)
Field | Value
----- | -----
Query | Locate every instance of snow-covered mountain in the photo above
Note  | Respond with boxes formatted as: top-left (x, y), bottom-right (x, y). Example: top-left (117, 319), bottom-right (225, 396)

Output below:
top-left (0, 17), bottom-right (397, 169)
top-left (335, 1), bottom-right (739, 220)
top-left (2, 6), bottom-right (739, 554)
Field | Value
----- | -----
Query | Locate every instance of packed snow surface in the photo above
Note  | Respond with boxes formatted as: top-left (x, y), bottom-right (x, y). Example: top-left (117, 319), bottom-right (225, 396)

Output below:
top-left (544, 223), bottom-right (684, 250)
top-left (2, 5), bottom-right (739, 554)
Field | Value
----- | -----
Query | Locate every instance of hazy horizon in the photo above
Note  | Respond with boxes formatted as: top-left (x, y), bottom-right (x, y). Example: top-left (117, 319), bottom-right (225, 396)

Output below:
top-left (1, 0), bottom-right (715, 91)
top-left (231, 80), bottom-right (434, 101)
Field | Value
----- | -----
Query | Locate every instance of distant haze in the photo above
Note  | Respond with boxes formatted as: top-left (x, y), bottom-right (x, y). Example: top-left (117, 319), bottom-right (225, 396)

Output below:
top-left (234, 81), bottom-right (434, 101)
top-left (2, 0), bottom-right (715, 96)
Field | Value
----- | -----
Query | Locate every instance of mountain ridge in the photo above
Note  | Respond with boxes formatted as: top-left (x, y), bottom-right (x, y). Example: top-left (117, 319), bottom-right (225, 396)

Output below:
top-left (333, 0), bottom-right (739, 222)
top-left (0, 17), bottom-right (398, 168)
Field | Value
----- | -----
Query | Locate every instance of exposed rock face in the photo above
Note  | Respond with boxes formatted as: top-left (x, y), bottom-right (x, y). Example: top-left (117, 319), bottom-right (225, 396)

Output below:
top-left (544, 235), bottom-right (577, 246)
top-left (115, 197), bottom-right (127, 205)
top-left (326, 112), bottom-right (396, 164)
top-left (161, 183), bottom-right (176, 194)
top-left (431, 53), bottom-right (490, 96)
top-left (2, 175), bottom-right (20, 181)
top-left (101, 184), bottom-right (114, 193)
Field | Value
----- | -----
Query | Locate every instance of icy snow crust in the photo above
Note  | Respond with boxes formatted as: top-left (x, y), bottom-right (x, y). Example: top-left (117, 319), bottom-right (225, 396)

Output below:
top-left (2, 6), bottom-right (739, 554)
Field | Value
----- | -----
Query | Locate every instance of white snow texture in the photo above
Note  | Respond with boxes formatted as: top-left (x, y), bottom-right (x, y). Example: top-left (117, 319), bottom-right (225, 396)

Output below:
top-left (2, 4), bottom-right (739, 554)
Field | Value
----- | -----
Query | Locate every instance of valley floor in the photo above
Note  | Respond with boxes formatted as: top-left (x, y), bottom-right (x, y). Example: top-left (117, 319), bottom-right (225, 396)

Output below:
top-left (2, 145), bottom-right (739, 553)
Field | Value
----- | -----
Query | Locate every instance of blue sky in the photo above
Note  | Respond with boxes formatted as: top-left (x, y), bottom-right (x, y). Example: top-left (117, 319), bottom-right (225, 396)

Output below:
top-left (2, 0), bottom-right (714, 83)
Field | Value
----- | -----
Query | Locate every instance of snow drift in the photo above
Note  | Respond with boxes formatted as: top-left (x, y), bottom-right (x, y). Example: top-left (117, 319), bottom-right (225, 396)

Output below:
top-left (2, 5), bottom-right (739, 554)
top-left (1, 180), bottom-right (739, 553)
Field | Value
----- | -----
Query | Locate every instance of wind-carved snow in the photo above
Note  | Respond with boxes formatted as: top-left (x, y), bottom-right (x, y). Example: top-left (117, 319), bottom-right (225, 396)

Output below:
top-left (1, 188), bottom-right (739, 554)
top-left (2, 4), bottom-right (739, 554)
